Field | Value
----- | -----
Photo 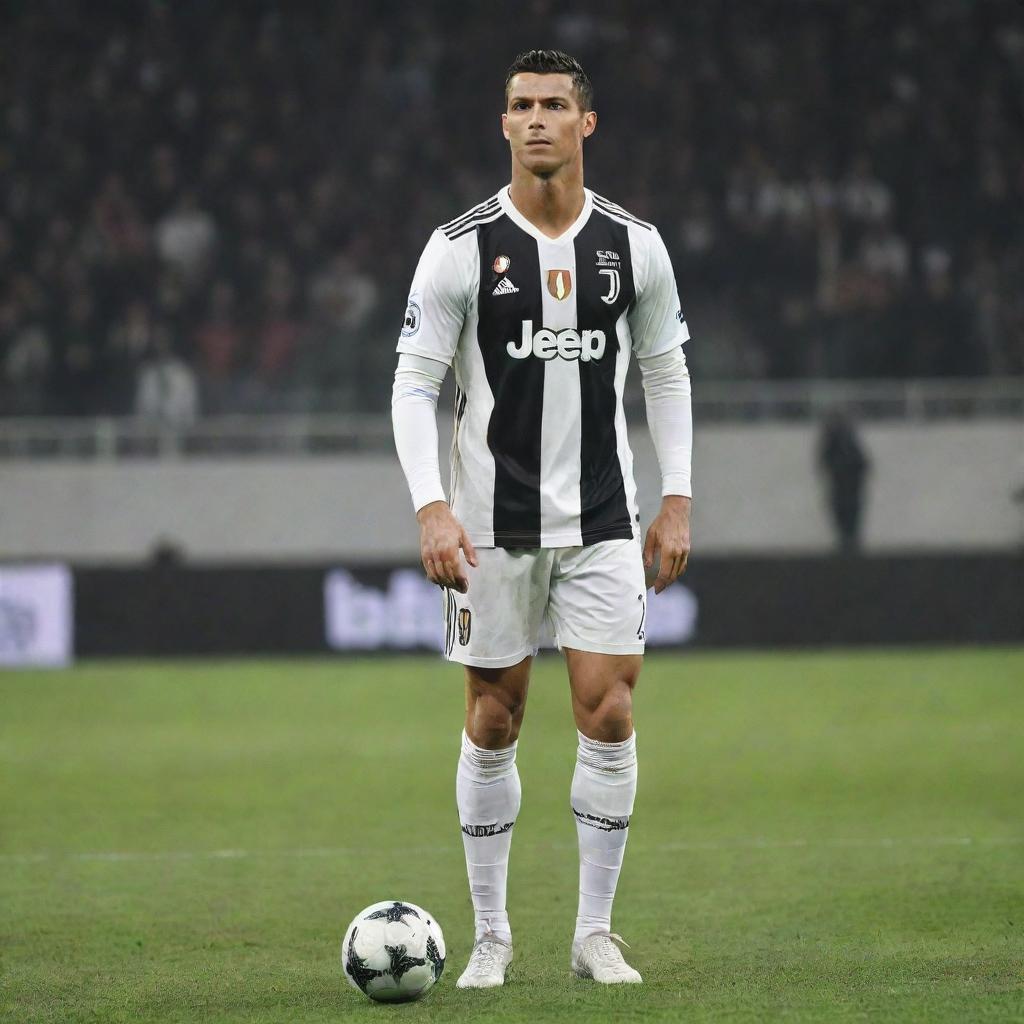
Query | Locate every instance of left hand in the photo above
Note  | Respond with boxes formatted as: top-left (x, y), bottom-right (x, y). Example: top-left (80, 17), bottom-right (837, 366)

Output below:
top-left (642, 495), bottom-right (691, 594)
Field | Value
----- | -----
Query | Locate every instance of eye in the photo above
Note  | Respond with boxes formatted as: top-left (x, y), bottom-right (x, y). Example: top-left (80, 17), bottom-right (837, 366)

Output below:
top-left (549, 101), bottom-right (564, 109)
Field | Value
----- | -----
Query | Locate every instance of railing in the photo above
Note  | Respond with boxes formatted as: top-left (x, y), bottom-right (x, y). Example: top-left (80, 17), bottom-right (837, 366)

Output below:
top-left (0, 413), bottom-right (393, 459)
top-left (679, 376), bottom-right (1024, 422)
top-left (1, 378), bottom-right (1021, 459)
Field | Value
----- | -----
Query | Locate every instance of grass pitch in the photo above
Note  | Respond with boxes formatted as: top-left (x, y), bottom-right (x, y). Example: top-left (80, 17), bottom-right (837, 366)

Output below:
top-left (2, 648), bottom-right (1023, 1023)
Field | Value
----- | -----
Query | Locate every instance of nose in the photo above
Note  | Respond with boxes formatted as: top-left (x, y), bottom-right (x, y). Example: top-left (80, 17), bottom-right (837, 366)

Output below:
top-left (528, 102), bottom-right (545, 130)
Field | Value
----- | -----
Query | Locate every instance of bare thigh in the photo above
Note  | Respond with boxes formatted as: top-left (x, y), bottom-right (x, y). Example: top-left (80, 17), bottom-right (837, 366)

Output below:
top-left (464, 656), bottom-right (532, 749)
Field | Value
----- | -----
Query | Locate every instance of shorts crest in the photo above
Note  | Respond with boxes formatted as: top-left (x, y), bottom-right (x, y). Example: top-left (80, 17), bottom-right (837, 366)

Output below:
top-left (457, 608), bottom-right (472, 646)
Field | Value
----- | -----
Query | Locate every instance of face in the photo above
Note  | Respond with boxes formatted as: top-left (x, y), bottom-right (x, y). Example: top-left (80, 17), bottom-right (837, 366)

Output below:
top-left (502, 72), bottom-right (596, 177)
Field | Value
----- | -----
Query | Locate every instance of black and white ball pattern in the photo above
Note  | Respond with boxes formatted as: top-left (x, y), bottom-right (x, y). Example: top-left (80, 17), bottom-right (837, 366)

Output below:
top-left (341, 901), bottom-right (445, 1003)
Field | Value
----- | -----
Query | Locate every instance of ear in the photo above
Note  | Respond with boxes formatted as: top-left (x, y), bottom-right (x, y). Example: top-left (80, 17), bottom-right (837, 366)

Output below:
top-left (501, 112), bottom-right (510, 141)
top-left (582, 111), bottom-right (597, 139)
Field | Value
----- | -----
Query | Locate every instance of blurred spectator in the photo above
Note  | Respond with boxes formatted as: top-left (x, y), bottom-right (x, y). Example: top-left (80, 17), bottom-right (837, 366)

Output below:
top-left (817, 411), bottom-right (871, 553)
top-left (155, 193), bottom-right (217, 285)
top-left (1013, 453), bottom-right (1024, 548)
top-left (910, 249), bottom-right (975, 376)
top-left (860, 219), bottom-right (910, 283)
top-left (0, 1), bottom-right (1020, 415)
top-left (134, 329), bottom-right (199, 429)
top-left (841, 156), bottom-right (893, 225)
top-left (193, 282), bottom-right (243, 410)
top-left (4, 324), bottom-right (52, 415)
top-left (88, 175), bottom-right (149, 265)
top-left (256, 259), bottom-right (302, 381)
top-left (53, 290), bottom-right (102, 415)
top-left (308, 253), bottom-right (379, 337)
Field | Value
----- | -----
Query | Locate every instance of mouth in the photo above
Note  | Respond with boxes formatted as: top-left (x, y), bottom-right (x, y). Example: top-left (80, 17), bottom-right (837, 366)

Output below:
top-left (526, 138), bottom-right (552, 147)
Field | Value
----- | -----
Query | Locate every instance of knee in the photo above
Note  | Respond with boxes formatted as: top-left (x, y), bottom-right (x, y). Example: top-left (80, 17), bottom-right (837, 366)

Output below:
top-left (467, 689), bottom-right (525, 748)
top-left (577, 679), bottom-right (636, 743)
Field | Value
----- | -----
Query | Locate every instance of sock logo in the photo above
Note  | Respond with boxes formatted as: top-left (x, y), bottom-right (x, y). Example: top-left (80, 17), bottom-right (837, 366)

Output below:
top-left (573, 808), bottom-right (630, 831)
top-left (461, 820), bottom-right (515, 838)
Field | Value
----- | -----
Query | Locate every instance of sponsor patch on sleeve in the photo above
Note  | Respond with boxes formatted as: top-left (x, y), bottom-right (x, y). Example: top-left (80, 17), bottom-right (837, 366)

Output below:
top-left (401, 300), bottom-right (421, 337)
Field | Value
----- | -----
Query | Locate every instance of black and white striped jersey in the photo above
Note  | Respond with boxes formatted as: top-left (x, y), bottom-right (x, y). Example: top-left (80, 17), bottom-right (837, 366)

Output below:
top-left (396, 186), bottom-right (690, 549)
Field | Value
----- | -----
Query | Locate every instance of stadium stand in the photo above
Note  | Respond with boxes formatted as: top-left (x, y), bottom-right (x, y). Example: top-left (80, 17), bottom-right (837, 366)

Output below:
top-left (1, 1), bottom-right (1021, 418)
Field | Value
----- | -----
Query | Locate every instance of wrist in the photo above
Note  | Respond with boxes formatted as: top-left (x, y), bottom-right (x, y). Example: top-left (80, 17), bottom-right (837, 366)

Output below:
top-left (416, 499), bottom-right (450, 525)
top-left (661, 494), bottom-right (691, 510)
top-left (660, 494), bottom-right (691, 520)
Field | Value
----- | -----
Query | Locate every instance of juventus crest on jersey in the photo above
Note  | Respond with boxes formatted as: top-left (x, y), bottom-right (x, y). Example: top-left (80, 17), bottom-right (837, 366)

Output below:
top-left (397, 187), bottom-right (689, 549)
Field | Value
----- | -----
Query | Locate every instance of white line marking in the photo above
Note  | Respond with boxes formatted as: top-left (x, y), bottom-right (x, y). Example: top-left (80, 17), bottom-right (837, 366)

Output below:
top-left (1, 836), bottom-right (1021, 866)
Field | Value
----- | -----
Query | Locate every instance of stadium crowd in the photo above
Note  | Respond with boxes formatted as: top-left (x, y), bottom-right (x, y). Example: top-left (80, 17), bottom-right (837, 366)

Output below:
top-left (1, 1), bottom-right (1022, 419)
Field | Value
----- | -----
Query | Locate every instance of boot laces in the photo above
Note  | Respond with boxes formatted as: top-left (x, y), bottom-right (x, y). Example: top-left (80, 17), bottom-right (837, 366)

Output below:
top-left (589, 932), bottom-right (632, 965)
top-left (469, 933), bottom-right (509, 973)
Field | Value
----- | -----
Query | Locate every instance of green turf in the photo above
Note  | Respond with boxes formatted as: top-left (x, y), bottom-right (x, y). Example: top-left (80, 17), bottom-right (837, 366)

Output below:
top-left (2, 649), bottom-right (1023, 1022)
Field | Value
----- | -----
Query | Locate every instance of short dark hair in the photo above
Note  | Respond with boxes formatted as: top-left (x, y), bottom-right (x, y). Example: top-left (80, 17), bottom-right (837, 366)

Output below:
top-left (505, 49), bottom-right (593, 112)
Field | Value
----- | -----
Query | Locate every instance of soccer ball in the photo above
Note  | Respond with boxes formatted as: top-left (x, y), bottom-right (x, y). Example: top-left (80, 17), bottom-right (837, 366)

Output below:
top-left (341, 900), bottom-right (446, 1003)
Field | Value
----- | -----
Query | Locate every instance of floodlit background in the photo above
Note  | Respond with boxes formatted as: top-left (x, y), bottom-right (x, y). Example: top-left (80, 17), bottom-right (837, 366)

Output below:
top-left (1, 3), bottom-right (1023, 591)
top-left (1, 2), bottom-right (1022, 624)
top-left (1, 4), bottom-right (1022, 1022)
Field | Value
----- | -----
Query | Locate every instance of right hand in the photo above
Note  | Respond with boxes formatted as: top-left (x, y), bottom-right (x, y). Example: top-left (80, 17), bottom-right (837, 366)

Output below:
top-left (416, 501), bottom-right (479, 594)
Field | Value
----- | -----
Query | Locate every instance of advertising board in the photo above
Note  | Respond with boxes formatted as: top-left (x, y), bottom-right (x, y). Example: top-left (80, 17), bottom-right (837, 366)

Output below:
top-left (0, 564), bottom-right (74, 667)
top-left (324, 568), bottom-right (698, 652)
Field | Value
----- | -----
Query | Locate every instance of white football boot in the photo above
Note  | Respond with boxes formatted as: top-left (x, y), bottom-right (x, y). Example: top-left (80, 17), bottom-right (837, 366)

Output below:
top-left (456, 933), bottom-right (513, 989)
top-left (571, 932), bottom-right (642, 984)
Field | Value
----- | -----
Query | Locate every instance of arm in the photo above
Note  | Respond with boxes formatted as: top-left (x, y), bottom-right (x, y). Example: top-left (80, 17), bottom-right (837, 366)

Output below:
top-left (391, 353), bottom-right (477, 594)
top-left (638, 346), bottom-right (692, 593)
top-left (391, 230), bottom-right (477, 593)
top-left (627, 227), bottom-right (693, 593)
top-left (392, 353), bottom-right (447, 512)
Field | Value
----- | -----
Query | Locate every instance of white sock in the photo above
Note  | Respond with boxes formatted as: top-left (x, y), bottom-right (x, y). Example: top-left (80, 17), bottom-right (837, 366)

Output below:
top-left (571, 730), bottom-right (637, 950)
top-left (456, 729), bottom-right (520, 945)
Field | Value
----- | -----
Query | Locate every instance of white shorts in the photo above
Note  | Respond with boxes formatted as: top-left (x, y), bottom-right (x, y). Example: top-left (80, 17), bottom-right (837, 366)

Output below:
top-left (442, 537), bottom-right (647, 668)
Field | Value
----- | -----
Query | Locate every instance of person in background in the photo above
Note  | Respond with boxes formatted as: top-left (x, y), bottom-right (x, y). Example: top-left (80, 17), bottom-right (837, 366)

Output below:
top-left (817, 409), bottom-right (870, 552)
top-left (135, 328), bottom-right (199, 430)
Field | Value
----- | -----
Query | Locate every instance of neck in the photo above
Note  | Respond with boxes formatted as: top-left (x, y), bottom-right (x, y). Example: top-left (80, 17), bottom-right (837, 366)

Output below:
top-left (508, 161), bottom-right (585, 239)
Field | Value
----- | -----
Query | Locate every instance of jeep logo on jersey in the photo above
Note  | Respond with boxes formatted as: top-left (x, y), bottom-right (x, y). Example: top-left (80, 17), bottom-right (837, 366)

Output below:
top-left (506, 320), bottom-right (606, 362)
top-left (547, 269), bottom-right (572, 301)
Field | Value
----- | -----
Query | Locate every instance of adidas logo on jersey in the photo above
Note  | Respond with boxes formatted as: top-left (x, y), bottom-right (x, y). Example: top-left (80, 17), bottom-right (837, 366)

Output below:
top-left (506, 320), bottom-right (607, 362)
top-left (492, 278), bottom-right (519, 296)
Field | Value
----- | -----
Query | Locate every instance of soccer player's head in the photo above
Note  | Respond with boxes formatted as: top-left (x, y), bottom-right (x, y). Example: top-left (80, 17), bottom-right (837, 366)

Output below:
top-left (503, 49), bottom-right (596, 178)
